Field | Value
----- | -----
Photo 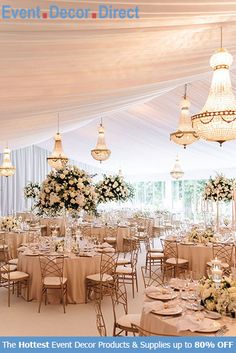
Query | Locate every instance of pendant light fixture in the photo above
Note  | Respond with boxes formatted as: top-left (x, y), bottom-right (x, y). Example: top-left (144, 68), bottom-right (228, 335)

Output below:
top-left (47, 114), bottom-right (68, 170)
top-left (170, 155), bottom-right (184, 180)
top-left (170, 84), bottom-right (198, 148)
top-left (191, 27), bottom-right (236, 145)
top-left (0, 147), bottom-right (16, 177)
top-left (91, 118), bottom-right (111, 163)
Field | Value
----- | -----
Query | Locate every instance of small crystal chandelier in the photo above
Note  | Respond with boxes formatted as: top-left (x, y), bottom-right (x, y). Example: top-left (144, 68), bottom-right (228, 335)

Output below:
top-left (170, 155), bottom-right (184, 179)
top-left (91, 118), bottom-right (111, 163)
top-left (0, 147), bottom-right (16, 177)
top-left (170, 84), bottom-right (198, 148)
top-left (191, 28), bottom-right (236, 145)
top-left (47, 114), bottom-right (68, 170)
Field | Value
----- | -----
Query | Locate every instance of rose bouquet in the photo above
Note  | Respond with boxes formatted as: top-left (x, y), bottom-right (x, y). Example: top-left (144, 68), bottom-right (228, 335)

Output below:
top-left (1, 216), bottom-right (19, 231)
top-left (35, 165), bottom-right (97, 216)
top-left (203, 174), bottom-right (234, 202)
top-left (24, 182), bottom-right (41, 199)
top-left (96, 174), bottom-right (134, 204)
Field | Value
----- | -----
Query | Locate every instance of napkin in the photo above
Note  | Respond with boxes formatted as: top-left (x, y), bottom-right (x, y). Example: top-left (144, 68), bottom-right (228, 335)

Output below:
top-left (143, 300), bottom-right (177, 314)
top-left (176, 315), bottom-right (208, 332)
top-left (144, 285), bottom-right (168, 295)
top-left (101, 242), bottom-right (112, 248)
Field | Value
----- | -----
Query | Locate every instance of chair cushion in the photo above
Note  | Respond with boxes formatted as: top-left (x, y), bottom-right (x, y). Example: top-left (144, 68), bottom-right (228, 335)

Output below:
top-left (44, 276), bottom-right (67, 287)
top-left (117, 314), bottom-right (141, 328)
top-left (86, 273), bottom-right (113, 282)
top-left (103, 237), bottom-right (116, 243)
top-left (149, 253), bottom-right (164, 259)
top-left (115, 266), bottom-right (133, 274)
top-left (8, 258), bottom-right (18, 265)
top-left (150, 248), bottom-right (163, 253)
top-left (2, 271), bottom-right (29, 281)
top-left (166, 258), bottom-right (188, 265)
top-left (117, 258), bottom-right (131, 265)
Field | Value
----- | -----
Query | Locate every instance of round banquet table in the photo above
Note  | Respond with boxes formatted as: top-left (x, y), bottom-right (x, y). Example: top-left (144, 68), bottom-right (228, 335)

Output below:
top-left (140, 305), bottom-right (236, 336)
top-left (177, 243), bottom-right (213, 279)
top-left (18, 253), bottom-right (101, 304)
top-left (1, 231), bottom-right (31, 258)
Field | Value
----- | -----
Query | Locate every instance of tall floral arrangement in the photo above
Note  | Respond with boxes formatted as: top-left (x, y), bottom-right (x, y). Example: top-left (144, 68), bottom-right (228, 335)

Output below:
top-left (35, 165), bottom-right (97, 216)
top-left (96, 174), bottom-right (134, 204)
top-left (24, 182), bottom-right (40, 199)
top-left (203, 174), bottom-right (234, 202)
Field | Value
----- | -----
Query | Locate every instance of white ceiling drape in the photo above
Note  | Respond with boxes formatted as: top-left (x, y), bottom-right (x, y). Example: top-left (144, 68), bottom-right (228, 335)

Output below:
top-left (1, 1), bottom-right (236, 174)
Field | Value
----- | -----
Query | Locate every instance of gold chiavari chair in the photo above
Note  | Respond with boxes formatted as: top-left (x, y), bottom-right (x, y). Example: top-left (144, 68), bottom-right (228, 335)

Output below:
top-left (86, 252), bottom-right (118, 303)
top-left (161, 239), bottom-right (188, 278)
top-left (38, 255), bottom-right (68, 313)
top-left (0, 261), bottom-right (29, 306)
top-left (94, 297), bottom-right (107, 336)
top-left (111, 279), bottom-right (140, 336)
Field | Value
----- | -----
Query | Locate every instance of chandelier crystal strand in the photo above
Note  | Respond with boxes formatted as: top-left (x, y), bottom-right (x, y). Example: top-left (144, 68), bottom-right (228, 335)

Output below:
top-left (170, 84), bottom-right (198, 148)
top-left (47, 114), bottom-right (69, 170)
top-left (0, 147), bottom-right (16, 177)
top-left (191, 28), bottom-right (236, 145)
top-left (170, 155), bottom-right (184, 179)
top-left (91, 118), bottom-right (111, 163)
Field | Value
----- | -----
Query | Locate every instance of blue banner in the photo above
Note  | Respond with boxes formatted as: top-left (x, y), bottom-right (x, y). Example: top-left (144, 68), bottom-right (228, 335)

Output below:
top-left (0, 337), bottom-right (235, 353)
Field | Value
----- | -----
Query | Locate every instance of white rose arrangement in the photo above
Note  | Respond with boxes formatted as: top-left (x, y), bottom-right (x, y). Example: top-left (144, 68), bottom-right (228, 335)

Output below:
top-left (1, 216), bottom-right (19, 231)
top-left (188, 227), bottom-right (215, 243)
top-left (203, 174), bottom-right (234, 202)
top-left (199, 276), bottom-right (236, 314)
top-left (24, 182), bottom-right (40, 199)
top-left (96, 174), bottom-right (135, 204)
top-left (35, 165), bottom-right (97, 216)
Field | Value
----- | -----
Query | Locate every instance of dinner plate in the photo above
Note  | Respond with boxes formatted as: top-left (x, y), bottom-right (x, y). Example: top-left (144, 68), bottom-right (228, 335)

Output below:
top-left (152, 305), bottom-right (183, 316)
top-left (204, 310), bottom-right (222, 320)
top-left (147, 291), bottom-right (177, 301)
top-left (185, 303), bottom-right (204, 311)
top-left (196, 318), bottom-right (222, 333)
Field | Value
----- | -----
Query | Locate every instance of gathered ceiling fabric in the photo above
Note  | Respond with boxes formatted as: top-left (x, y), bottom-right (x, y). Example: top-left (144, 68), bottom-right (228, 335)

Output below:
top-left (1, 1), bottom-right (236, 175)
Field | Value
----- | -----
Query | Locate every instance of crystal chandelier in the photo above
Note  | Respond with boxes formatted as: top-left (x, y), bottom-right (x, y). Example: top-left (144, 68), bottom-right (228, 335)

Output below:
top-left (47, 114), bottom-right (68, 170)
top-left (0, 147), bottom-right (16, 177)
top-left (91, 119), bottom-right (111, 163)
top-left (170, 84), bottom-right (198, 148)
top-left (170, 155), bottom-right (184, 179)
top-left (191, 28), bottom-right (236, 145)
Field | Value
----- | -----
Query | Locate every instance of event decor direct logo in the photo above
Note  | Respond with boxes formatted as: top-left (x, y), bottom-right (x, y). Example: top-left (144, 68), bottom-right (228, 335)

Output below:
top-left (1, 4), bottom-right (140, 20)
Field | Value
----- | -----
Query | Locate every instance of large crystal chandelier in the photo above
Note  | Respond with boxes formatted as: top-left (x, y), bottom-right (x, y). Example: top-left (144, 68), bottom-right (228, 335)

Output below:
top-left (47, 114), bottom-right (68, 170)
top-left (0, 147), bottom-right (16, 177)
top-left (91, 119), bottom-right (111, 163)
top-left (170, 155), bottom-right (184, 180)
top-left (170, 84), bottom-right (198, 148)
top-left (191, 28), bottom-right (236, 145)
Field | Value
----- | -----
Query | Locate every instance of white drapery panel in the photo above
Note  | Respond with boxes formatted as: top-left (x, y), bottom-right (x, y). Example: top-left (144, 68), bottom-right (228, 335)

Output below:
top-left (1, 0), bottom-right (236, 149)
top-left (0, 145), bottom-right (104, 216)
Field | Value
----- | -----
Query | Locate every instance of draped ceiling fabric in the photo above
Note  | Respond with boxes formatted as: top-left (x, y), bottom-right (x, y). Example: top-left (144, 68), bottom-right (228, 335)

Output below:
top-left (1, 1), bottom-right (236, 176)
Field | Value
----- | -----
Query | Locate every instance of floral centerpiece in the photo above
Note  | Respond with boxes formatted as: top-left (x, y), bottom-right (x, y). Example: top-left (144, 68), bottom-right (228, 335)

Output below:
top-left (96, 174), bottom-right (134, 204)
top-left (199, 276), bottom-right (236, 314)
top-left (1, 216), bottom-right (19, 231)
top-left (35, 165), bottom-right (97, 217)
top-left (54, 239), bottom-right (64, 253)
top-left (187, 227), bottom-right (215, 243)
top-left (24, 182), bottom-right (41, 199)
top-left (203, 174), bottom-right (234, 202)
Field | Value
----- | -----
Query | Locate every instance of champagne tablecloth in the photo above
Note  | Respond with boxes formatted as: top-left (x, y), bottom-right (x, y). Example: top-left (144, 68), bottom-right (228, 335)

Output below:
top-left (1, 231), bottom-right (31, 258)
top-left (18, 253), bottom-right (101, 303)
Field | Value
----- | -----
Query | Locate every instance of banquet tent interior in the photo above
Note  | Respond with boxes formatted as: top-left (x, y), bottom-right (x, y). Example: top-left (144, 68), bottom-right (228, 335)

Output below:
top-left (1, 0), bottom-right (236, 337)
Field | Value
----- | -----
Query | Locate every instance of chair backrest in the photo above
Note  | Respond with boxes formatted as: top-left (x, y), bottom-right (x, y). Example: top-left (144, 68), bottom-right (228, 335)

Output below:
top-left (110, 279), bottom-right (128, 323)
top-left (100, 252), bottom-right (118, 277)
top-left (212, 243), bottom-right (234, 265)
top-left (105, 226), bottom-right (117, 238)
top-left (0, 234), bottom-right (9, 262)
top-left (130, 248), bottom-right (139, 269)
top-left (39, 255), bottom-right (65, 282)
top-left (141, 266), bottom-right (164, 288)
top-left (123, 237), bottom-right (137, 253)
top-left (94, 299), bottom-right (107, 336)
top-left (161, 239), bottom-right (178, 259)
top-left (0, 261), bottom-right (10, 285)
